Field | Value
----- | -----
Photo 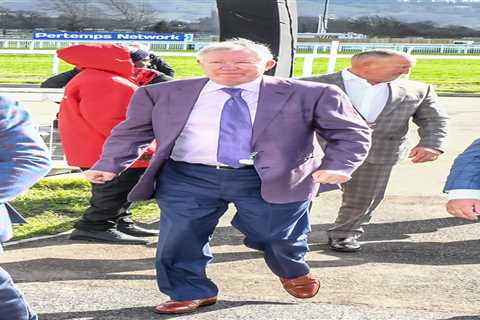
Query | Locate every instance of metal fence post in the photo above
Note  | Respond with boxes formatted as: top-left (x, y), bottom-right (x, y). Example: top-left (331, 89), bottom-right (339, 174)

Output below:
top-left (327, 40), bottom-right (339, 74)
top-left (302, 55), bottom-right (314, 77)
top-left (52, 53), bottom-right (60, 75)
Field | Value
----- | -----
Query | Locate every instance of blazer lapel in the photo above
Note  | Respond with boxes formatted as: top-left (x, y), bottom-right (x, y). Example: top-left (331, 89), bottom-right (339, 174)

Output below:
top-left (165, 78), bottom-right (208, 138)
top-left (375, 82), bottom-right (407, 121)
top-left (329, 72), bottom-right (346, 92)
top-left (252, 76), bottom-right (293, 144)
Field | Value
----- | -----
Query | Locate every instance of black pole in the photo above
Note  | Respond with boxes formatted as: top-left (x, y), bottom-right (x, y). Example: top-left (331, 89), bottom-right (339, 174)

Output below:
top-left (216, 0), bottom-right (297, 77)
top-left (321, 0), bottom-right (330, 33)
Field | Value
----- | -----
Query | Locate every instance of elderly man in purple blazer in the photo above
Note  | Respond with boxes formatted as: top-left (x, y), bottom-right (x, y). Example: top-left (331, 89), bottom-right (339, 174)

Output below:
top-left (85, 38), bottom-right (371, 314)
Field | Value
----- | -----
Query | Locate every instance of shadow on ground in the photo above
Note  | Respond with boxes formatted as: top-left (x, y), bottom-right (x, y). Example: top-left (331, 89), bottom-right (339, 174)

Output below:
top-left (4, 216), bottom-right (479, 283)
top-left (38, 299), bottom-right (293, 320)
top-left (438, 317), bottom-right (480, 320)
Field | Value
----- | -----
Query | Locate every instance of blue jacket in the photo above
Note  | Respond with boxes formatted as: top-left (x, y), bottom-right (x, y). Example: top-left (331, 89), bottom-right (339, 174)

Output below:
top-left (444, 138), bottom-right (480, 192)
top-left (0, 96), bottom-right (51, 251)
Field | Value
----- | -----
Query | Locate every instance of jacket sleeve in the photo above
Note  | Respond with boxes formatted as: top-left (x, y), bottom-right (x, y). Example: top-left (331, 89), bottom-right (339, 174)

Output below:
top-left (312, 85), bottom-right (372, 175)
top-left (149, 73), bottom-right (173, 84)
top-left (444, 138), bottom-right (480, 192)
top-left (412, 85), bottom-right (449, 151)
top-left (40, 68), bottom-right (81, 88)
top-left (92, 87), bottom-right (156, 173)
top-left (0, 96), bottom-right (51, 203)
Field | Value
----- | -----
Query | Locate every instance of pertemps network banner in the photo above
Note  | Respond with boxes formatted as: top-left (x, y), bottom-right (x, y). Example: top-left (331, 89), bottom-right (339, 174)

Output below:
top-left (33, 31), bottom-right (194, 42)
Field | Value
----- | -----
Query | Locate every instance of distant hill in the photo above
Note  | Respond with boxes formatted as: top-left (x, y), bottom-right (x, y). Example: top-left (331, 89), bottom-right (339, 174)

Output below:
top-left (1, 0), bottom-right (479, 29)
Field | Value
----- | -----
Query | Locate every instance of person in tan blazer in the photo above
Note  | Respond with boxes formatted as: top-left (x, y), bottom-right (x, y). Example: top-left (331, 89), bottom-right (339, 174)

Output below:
top-left (303, 49), bottom-right (449, 252)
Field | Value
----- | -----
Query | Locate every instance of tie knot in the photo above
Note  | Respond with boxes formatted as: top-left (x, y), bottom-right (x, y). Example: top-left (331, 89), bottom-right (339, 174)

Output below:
top-left (221, 87), bottom-right (243, 97)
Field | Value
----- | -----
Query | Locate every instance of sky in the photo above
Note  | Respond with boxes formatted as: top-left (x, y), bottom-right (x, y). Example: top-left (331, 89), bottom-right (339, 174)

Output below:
top-left (1, 0), bottom-right (479, 29)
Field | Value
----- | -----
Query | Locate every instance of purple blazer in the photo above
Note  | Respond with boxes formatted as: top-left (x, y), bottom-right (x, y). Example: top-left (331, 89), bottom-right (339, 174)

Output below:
top-left (93, 76), bottom-right (371, 204)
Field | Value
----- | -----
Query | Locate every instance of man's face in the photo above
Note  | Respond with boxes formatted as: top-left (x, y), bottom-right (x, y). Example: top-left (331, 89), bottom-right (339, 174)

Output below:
top-left (363, 55), bottom-right (414, 84)
top-left (197, 49), bottom-right (276, 86)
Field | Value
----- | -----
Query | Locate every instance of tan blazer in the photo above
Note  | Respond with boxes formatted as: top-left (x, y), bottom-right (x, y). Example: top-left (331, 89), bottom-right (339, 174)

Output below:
top-left (302, 72), bottom-right (449, 164)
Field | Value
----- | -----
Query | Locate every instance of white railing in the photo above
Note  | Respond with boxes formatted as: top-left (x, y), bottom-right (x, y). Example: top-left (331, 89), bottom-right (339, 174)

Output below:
top-left (0, 87), bottom-right (64, 102)
top-left (2, 39), bottom-right (480, 54)
top-left (0, 39), bottom-right (199, 51)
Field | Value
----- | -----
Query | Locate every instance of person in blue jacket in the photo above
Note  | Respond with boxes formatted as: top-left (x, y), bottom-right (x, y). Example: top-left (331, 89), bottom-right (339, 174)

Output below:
top-left (0, 95), bottom-right (51, 320)
top-left (444, 138), bottom-right (480, 220)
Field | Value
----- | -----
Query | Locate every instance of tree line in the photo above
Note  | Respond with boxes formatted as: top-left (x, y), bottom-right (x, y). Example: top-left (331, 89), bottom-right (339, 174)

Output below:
top-left (299, 16), bottom-right (480, 39)
top-left (0, 0), bottom-right (478, 38)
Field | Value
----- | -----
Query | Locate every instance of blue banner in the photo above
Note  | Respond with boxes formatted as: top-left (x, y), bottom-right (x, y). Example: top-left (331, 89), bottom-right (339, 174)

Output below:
top-left (33, 32), bottom-right (194, 42)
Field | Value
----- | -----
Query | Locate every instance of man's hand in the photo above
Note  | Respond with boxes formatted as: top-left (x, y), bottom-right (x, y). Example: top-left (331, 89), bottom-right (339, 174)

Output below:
top-left (446, 199), bottom-right (480, 220)
top-left (84, 170), bottom-right (117, 184)
top-left (312, 170), bottom-right (351, 184)
top-left (409, 147), bottom-right (441, 163)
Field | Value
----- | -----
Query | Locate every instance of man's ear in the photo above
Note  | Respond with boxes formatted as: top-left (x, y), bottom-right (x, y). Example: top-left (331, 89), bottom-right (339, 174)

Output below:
top-left (264, 59), bottom-right (276, 72)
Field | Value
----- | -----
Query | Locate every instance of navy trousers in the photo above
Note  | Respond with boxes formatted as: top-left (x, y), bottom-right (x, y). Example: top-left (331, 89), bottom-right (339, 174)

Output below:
top-left (0, 267), bottom-right (38, 320)
top-left (154, 160), bottom-right (311, 301)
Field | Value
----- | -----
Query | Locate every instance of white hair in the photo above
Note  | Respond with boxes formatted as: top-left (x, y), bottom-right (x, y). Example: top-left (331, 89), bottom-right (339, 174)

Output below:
top-left (197, 38), bottom-right (274, 62)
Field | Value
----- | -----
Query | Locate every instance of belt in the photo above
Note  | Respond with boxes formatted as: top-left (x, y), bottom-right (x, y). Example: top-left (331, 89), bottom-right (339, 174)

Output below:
top-left (173, 161), bottom-right (254, 170)
top-left (198, 164), bottom-right (254, 170)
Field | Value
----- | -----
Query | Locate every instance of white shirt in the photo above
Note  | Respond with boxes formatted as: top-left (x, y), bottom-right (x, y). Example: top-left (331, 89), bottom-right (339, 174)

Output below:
top-left (447, 189), bottom-right (480, 200)
top-left (170, 77), bottom-right (261, 166)
top-left (341, 69), bottom-right (389, 123)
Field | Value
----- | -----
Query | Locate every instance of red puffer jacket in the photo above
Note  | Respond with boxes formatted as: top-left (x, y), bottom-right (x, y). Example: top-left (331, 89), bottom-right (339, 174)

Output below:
top-left (57, 43), bottom-right (152, 168)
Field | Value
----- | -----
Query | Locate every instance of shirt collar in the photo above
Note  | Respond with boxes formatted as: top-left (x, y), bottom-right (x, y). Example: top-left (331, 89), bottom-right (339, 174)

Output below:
top-left (204, 76), bottom-right (262, 94)
top-left (342, 68), bottom-right (369, 83)
top-left (342, 68), bottom-right (389, 87)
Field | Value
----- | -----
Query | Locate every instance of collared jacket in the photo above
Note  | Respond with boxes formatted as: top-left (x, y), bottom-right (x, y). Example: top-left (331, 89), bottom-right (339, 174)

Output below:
top-left (444, 138), bottom-right (480, 192)
top-left (302, 72), bottom-right (448, 165)
top-left (57, 43), bottom-right (153, 168)
top-left (92, 76), bottom-right (371, 203)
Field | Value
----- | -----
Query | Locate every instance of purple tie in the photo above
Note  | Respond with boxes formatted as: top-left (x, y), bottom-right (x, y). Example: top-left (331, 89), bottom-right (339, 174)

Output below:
top-left (217, 88), bottom-right (253, 168)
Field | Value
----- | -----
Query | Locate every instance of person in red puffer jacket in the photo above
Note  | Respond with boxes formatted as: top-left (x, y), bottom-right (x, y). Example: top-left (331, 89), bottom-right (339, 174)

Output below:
top-left (57, 43), bottom-right (160, 244)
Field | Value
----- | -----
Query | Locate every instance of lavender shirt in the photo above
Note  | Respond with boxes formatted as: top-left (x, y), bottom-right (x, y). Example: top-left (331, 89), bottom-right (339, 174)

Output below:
top-left (170, 77), bottom-right (261, 166)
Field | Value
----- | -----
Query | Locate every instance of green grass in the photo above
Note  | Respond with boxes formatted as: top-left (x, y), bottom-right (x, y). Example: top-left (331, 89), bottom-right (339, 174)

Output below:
top-left (162, 56), bottom-right (203, 78)
top-left (293, 57), bottom-right (480, 93)
top-left (1, 53), bottom-right (479, 92)
top-left (10, 178), bottom-right (160, 240)
top-left (0, 54), bottom-right (73, 84)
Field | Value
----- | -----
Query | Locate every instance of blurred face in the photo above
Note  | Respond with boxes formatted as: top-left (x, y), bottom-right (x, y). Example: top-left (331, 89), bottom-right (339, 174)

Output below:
top-left (134, 58), bottom-right (150, 68)
top-left (197, 48), bottom-right (276, 86)
top-left (355, 55), bottom-right (415, 84)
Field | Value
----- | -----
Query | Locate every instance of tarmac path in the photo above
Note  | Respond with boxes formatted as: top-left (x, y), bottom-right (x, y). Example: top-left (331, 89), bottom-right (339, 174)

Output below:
top-left (1, 96), bottom-right (479, 320)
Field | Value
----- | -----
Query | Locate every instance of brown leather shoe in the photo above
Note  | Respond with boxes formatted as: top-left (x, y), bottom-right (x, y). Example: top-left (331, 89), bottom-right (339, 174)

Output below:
top-left (280, 273), bottom-right (320, 299)
top-left (153, 296), bottom-right (217, 314)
